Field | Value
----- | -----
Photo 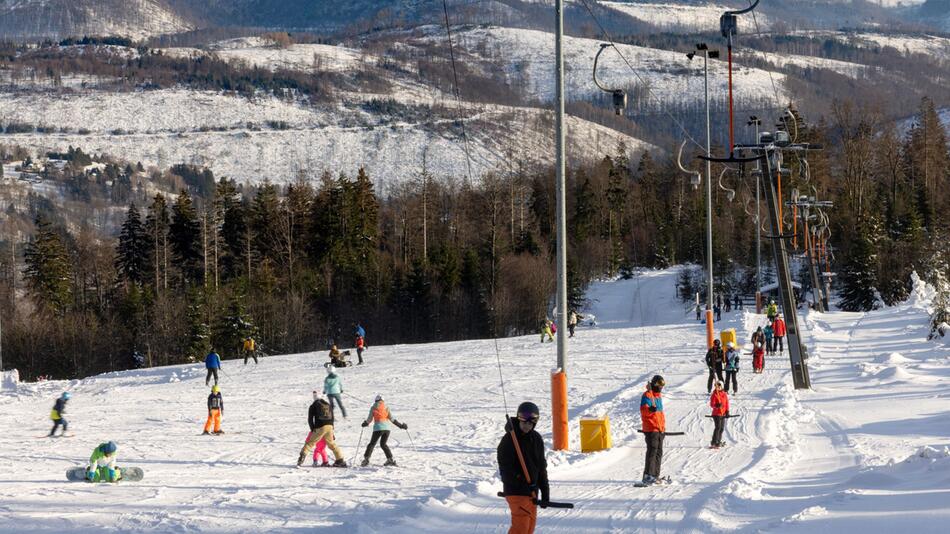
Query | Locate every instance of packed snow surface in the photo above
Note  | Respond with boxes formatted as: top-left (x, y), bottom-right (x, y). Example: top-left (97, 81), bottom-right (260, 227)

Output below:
top-left (601, 1), bottom-right (772, 33)
top-left (2, 268), bottom-right (949, 532)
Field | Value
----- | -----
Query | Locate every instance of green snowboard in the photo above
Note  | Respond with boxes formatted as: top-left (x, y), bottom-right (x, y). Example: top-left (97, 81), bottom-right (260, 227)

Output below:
top-left (66, 466), bottom-right (144, 482)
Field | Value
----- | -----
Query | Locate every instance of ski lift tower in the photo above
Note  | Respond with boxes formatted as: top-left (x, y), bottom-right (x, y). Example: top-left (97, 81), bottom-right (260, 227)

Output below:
top-left (786, 195), bottom-right (833, 313)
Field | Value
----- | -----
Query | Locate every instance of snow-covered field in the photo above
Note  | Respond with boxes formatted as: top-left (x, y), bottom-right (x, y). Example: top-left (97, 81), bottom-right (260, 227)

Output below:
top-left (2, 267), bottom-right (949, 532)
top-left (804, 31), bottom-right (950, 60)
top-left (601, 1), bottom-right (771, 33)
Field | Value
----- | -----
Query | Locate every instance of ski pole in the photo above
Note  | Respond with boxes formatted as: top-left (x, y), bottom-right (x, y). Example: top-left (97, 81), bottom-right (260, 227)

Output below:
top-left (404, 428), bottom-right (416, 452)
top-left (343, 392), bottom-right (369, 404)
top-left (352, 427), bottom-right (365, 465)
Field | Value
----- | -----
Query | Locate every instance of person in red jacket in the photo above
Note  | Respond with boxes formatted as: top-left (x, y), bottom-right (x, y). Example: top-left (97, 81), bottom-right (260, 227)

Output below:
top-left (773, 314), bottom-right (787, 354)
top-left (355, 335), bottom-right (365, 365)
top-left (709, 381), bottom-right (729, 448)
top-left (640, 375), bottom-right (667, 485)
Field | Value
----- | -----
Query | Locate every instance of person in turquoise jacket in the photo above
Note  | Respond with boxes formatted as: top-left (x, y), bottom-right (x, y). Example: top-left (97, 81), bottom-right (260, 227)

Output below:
top-left (323, 367), bottom-right (346, 418)
top-left (205, 349), bottom-right (221, 386)
top-left (86, 441), bottom-right (120, 482)
top-left (763, 324), bottom-right (775, 355)
top-left (360, 395), bottom-right (407, 467)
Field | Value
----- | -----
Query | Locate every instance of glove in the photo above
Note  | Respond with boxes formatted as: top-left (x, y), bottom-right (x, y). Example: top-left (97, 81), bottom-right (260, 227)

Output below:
top-left (725, 410), bottom-right (730, 417)
top-left (538, 499), bottom-right (550, 509)
top-left (86, 470), bottom-right (96, 481)
top-left (714, 403), bottom-right (722, 408)
top-left (361, 421), bottom-right (369, 428)
top-left (107, 468), bottom-right (118, 482)
top-left (398, 422), bottom-right (408, 430)
top-left (649, 406), bottom-right (657, 413)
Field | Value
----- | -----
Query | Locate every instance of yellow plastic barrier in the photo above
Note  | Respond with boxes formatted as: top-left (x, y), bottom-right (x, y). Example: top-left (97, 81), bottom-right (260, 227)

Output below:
top-left (720, 328), bottom-right (738, 349)
top-left (580, 416), bottom-right (612, 453)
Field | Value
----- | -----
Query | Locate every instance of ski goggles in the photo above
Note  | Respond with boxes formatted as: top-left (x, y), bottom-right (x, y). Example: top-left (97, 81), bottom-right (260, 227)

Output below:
top-left (517, 413), bottom-right (539, 424)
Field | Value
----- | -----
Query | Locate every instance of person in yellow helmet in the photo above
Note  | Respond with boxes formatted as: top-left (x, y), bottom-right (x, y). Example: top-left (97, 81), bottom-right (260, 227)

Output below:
top-left (203, 385), bottom-right (224, 435)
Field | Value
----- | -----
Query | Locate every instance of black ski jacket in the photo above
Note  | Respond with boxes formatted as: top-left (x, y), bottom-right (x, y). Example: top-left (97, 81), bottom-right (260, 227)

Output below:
top-left (497, 417), bottom-right (549, 501)
top-left (705, 347), bottom-right (724, 368)
top-left (308, 400), bottom-right (334, 430)
top-left (207, 392), bottom-right (223, 412)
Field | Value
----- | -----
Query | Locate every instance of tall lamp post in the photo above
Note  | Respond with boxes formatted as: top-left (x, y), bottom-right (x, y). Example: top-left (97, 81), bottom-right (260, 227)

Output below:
top-left (688, 43), bottom-right (720, 349)
top-left (551, 0), bottom-right (569, 451)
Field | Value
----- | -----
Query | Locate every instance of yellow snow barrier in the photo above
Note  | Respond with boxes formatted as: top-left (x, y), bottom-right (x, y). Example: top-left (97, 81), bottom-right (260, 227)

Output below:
top-left (720, 328), bottom-right (738, 349)
top-left (580, 416), bottom-right (612, 453)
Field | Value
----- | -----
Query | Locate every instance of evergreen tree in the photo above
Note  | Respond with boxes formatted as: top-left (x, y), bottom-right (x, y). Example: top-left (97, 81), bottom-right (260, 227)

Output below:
top-left (23, 214), bottom-right (73, 315)
top-left (144, 193), bottom-right (171, 292)
top-left (115, 203), bottom-right (149, 286)
top-left (185, 288), bottom-right (211, 362)
top-left (169, 190), bottom-right (202, 286)
top-left (837, 225), bottom-right (879, 311)
top-left (216, 179), bottom-right (248, 280)
top-left (213, 293), bottom-right (256, 356)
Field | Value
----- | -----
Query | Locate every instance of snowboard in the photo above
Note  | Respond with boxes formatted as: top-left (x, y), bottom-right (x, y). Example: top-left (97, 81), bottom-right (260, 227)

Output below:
top-left (66, 466), bottom-right (144, 482)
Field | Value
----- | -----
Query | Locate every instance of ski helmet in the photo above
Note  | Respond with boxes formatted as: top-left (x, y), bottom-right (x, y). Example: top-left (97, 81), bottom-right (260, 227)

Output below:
top-left (212, 385), bottom-right (220, 393)
top-left (313, 390), bottom-right (320, 400)
top-left (516, 401), bottom-right (540, 423)
top-left (62, 392), bottom-right (71, 400)
top-left (102, 441), bottom-right (117, 454)
top-left (375, 394), bottom-right (383, 402)
top-left (650, 375), bottom-right (665, 389)
top-left (713, 339), bottom-right (721, 346)
top-left (727, 341), bottom-right (735, 348)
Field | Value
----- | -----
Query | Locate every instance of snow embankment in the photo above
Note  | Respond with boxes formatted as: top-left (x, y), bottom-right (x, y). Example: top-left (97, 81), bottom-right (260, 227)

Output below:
top-left (601, 1), bottom-right (771, 33)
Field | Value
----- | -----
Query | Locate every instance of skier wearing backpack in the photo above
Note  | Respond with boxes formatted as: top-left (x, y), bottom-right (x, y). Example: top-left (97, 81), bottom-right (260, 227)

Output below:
top-left (709, 381), bottom-right (729, 448)
top-left (49, 391), bottom-right (71, 437)
top-left (360, 394), bottom-right (408, 467)
top-left (324, 367), bottom-right (346, 418)
top-left (205, 349), bottom-right (221, 386)
top-left (297, 392), bottom-right (346, 467)
top-left (640, 375), bottom-right (667, 485)
top-left (497, 401), bottom-right (550, 534)
top-left (86, 441), bottom-right (120, 482)
top-left (705, 339), bottom-right (725, 394)
top-left (724, 342), bottom-right (740, 394)
top-left (766, 299), bottom-right (778, 321)
top-left (203, 385), bottom-right (224, 435)
top-left (773, 314), bottom-right (787, 354)
top-left (763, 323), bottom-right (775, 355)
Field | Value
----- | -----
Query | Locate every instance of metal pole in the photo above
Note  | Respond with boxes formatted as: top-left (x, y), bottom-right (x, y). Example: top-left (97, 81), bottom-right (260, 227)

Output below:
top-left (704, 50), bottom-right (715, 348)
top-left (552, 0), bottom-right (569, 451)
top-left (754, 121), bottom-right (761, 313)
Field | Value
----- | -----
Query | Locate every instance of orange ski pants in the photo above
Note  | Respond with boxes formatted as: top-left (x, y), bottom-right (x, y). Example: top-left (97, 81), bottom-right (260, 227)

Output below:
top-left (505, 495), bottom-right (537, 534)
top-left (204, 409), bottom-right (221, 433)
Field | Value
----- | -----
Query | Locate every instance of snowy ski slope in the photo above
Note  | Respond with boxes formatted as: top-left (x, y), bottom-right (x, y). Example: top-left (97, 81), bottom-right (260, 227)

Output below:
top-left (2, 268), bottom-right (949, 532)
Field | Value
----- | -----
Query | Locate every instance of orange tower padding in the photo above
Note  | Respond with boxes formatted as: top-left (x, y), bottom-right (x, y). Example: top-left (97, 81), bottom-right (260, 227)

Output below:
top-left (551, 371), bottom-right (569, 451)
top-left (706, 309), bottom-right (715, 349)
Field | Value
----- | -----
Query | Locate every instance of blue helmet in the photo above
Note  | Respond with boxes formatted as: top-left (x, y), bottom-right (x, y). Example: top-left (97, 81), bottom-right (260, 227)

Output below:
top-left (101, 441), bottom-right (117, 454)
top-left (62, 392), bottom-right (71, 400)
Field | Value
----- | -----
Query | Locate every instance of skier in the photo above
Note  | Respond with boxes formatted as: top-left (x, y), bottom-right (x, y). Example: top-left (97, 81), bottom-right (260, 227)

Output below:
top-left (640, 375), bottom-right (667, 485)
top-left (49, 391), bottom-right (70, 437)
top-left (713, 301), bottom-right (721, 322)
top-left (695, 303), bottom-right (701, 321)
top-left (752, 343), bottom-right (765, 373)
top-left (540, 319), bottom-right (554, 343)
top-left (497, 401), bottom-right (550, 534)
top-left (86, 441), bottom-right (119, 482)
top-left (568, 310), bottom-right (578, 338)
top-left (766, 299), bottom-right (778, 321)
top-left (205, 348), bottom-right (221, 386)
top-left (297, 391), bottom-right (347, 467)
top-left (709, 381), bottom-right (729, 448)
top-left (724, 294), bottom-right (731, 313)
top-left (705, 339), bottom-right (725, 394)
top-left (327, 345), bottom-right (349, 368)
top-left (355, 334), bottom-right (365, 365)
top-left (764, 323), bottom-right (775, 355)
top-left (324, 366), bottom-right (346, 418)
top-left (203, 385), bottom-right (224, 435)
top-left (734, 294), bottom-right (742, 310)
top-left (773, 314), bottom-right (787, 354)
top-left (750, 326), bottom-right (766, 350)
top-left (242, 336), bottom-right (258, 365)
top-left (309, 432), bottom-right (330, 467)
top-left (355, 323), bottom-right (366, 340)
top-left (360, 394), bottom-right (408, 467)
top-left (724, 342), bottom-right (740, 394)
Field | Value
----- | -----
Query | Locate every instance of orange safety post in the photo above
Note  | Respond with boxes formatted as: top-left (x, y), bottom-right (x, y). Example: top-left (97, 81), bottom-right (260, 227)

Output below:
top-left (706, 309), bottom-right (715, 349)
top-left (551, 370), bottom-right (569, 451)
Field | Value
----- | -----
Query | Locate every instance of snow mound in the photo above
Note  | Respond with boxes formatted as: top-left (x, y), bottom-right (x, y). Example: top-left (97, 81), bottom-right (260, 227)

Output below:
top-left (876, 352), bottom-right (914, 365)
top-left (909, 445), bottom-right (950, 461)
top-left (907, 271), bottom-right (934, 310)
top-left (782, 505), bottom-right (828, 523)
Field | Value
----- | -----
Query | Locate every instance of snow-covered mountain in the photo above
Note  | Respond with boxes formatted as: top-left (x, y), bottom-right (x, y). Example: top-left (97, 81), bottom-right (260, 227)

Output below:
top-left (3, 268), bottom-right (949, 532)
top-left (0, 0), bottom-right (193, 40)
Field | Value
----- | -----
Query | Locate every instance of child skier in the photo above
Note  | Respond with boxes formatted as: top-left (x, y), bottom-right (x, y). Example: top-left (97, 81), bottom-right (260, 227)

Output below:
top-left (298, 391), bottom-right (347, 467)
top-left (709, 381), bottom-right (729, 448)
top-left (324, 366), bottom-right (346, 418)
top-left (86, 441), bottom-right (119, 482)
top-left (243, 336), bottom-right (258, 365)
top-left (205, 349), bottom-right (221, 386)
top-left (49, 391), bottom-right (70, 437)
top-left (752, 343), bottom-right (765, 373)
top-left (497, 401), bottom-right (550, 534)
top-left (724, 342), bottom-right (740, 394)
top-left (355, 335), bottom-right (365, 365)
top-left (764, 323), bottom-right (775, 355)
top-left (640, 375), bottom-right (667, 485)
top-left (540, 319), bottom-right (554, 343)
top-left (203, 385), bottom-right (224, 435)
top-left (360, 394), bottom-right (408, 467)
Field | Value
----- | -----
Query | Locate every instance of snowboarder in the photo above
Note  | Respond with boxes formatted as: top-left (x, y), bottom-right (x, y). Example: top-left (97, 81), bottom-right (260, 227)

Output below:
top-left (752, 343), bottom-right (765, 373)
top-left (355, 334), bottom-right (365, 365)
top-left (709, 381), bottom-right (729, 448)
top-left (297, 391), bottom-right (346, 467)
top-left (724, 342), bottom-right (740, 394)
top-left (766, 299), bottom-right (778, 321)
top-left (568, 310), bottom-right (578, 338)
top-left (705, 339), bottom-right (725, 393)
top-left (540, 319), bottom-right (554, 343)
top-left (640, 375), bottom-right (666, 485)
top-left (86, 441), bottom-right (120, 482)
top-left (764, 323), bottom-right (775, 355)
top-left (203, 385), bottom-right (224, 435)
top-left (360, 394), bottom-right (408, 467)
top-left (324, 366), bottom-right (346, 418)
top-left (497, 401), bottom-right (550, 534)
top-left (49, 391), bottom-right (70, 437)
top-left (205, 348), bottom-right (221, 386)
top-left (242, 336), bottom-right (258, 365)
top-left (773, 314), bottom-right (787, 354)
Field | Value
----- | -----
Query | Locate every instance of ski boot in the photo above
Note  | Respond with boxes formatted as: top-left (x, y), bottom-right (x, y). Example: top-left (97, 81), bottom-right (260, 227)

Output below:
top-left (360, 457), bottom-right (370, 467)
top-left (213, 430), bottom-right (225, 435)
top-left (641, 474), bottom-right (657, 485)
top-left (297, 452), bottom-right (306, 467)
top-left (202, 430), bottom-right (210, 435)
top-left (383, 458), bottom-right (397, 467)
top-left (332, 459), bottom-right (347, 468)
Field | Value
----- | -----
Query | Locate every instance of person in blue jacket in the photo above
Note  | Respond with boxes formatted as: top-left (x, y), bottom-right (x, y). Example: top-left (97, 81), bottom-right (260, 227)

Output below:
top-left (49, 391), bottom-right (71, 436)
top-left (324, 367), bottom-right (346, 418)
top-left (724, 342), bottom-right (740, 394)
top-left (355, 323), bottom-right (366, 340)
top-left (205, 349), bottom-right (222, 386)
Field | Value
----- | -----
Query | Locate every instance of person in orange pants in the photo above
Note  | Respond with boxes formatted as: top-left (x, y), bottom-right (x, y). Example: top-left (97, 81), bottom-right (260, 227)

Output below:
top-left (203, 385), bottom-right (223, 435)
top-left (497, 401), bottom-right (549, 534)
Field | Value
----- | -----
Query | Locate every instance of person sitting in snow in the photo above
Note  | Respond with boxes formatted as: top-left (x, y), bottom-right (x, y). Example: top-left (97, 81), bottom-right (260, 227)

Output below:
top-left (86, 441), bottom-right (120, 482)
top-left (327, 345), bottom-right (350, 368)
top-left (360, 394), bottom-right (407, 467)
top-left (49, 391), bottom-right (71, 437)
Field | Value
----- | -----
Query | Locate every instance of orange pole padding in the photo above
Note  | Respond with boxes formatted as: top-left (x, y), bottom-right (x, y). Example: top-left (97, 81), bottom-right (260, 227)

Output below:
top-left (706, 309), bottom-right (715, 349)
top-left (551, 371), bottom-right (569, 451)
